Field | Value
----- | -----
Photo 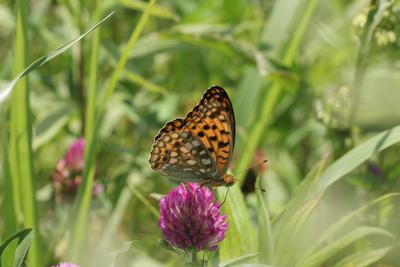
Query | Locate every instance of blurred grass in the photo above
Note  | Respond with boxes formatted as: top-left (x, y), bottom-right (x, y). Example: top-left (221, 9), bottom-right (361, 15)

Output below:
top-left (68, 0), bottom-right (157, 261)
top-left (9, 0), bottom-right (41, 266)
top-left (1, 0), bottom-right (400, 266)
top-left (235, 0), bottom-right (319, 182)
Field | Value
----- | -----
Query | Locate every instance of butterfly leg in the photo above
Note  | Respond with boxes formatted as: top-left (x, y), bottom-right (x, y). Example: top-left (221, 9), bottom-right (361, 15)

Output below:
top-left (218, 187), bottom-right (230, 208)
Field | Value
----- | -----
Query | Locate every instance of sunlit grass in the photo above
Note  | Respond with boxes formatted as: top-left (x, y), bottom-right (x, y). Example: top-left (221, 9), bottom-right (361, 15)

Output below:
top-left (1, 0), bottom-right (400, 266)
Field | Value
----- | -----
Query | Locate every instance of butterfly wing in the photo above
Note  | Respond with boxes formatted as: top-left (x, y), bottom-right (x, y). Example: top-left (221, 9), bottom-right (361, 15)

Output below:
top-left (149, 85), bottom-right (235, 184)
top-left (149, 131), bottom-right (216, 181)
top-left (183, 86), bottom-right (235, 180)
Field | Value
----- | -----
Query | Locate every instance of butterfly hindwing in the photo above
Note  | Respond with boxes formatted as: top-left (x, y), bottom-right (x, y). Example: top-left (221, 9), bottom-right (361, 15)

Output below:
top-left (149, 131), bottom-right (218, 180)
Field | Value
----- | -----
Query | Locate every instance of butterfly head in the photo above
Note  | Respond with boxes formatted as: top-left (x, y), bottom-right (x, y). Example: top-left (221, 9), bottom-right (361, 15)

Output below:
top-left (223, 174), bottom-right (236, 187)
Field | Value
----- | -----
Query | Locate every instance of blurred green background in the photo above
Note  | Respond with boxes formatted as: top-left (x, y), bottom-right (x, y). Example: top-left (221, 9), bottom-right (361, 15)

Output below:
top-left (1, 0), bottom-right (400, 266)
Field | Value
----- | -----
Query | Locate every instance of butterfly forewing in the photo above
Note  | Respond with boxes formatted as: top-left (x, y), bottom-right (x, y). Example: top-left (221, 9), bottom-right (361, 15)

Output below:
top-left (149, 86), bottom-right (235, 185)
top-left (183, 86), bottom-right (235, 178)
top-left (149, 131), bottom-right (217, 180)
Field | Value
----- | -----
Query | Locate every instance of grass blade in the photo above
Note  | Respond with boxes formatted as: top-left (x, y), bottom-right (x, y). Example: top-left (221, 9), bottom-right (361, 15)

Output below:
top-left (0, 11), bottom-right (114, 104)
top-left (299, 193), bottom-right (400, 262)
top-left (318, 125), bottom-right (400, 192)
top-left (68, 0), bottom-right (157, 261)
top-left (332, 247), bottom-right (393, 267)
top-left (217, 186), bottom-right (257, 262)
top-left (257, 179), bottom-right (274, 263)
top-left (296, 226), bottom-right (394, 267)
top-left (1, 127), bottom-right (17, 237)
top-left (235, 0), bottom-right (320, 182)
top-left (12, 230), bottom-right (33, 267)
top-left (0, 229), bottom-right (32, 267)
top-left (9, 1), bottom-right (40, 266)
top-left (121, 0), bottom-right (179, 21)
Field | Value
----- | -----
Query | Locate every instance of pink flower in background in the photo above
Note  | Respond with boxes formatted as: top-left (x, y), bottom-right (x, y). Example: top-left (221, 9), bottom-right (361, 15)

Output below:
top-left (64, 138), bottom-right (85, 171)
top-left (159, 183), bottom-right (228, 251)
top-left (51, 262), bottom-right (80, 267)
top-left (52, 138), bottom-right (103, 203)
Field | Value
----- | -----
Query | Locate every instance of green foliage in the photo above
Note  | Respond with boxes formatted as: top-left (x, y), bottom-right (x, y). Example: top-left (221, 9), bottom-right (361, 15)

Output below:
top-left (0, 229), bottom-right (33, 267)
top-left (1, 0), bottom-right (400, 266)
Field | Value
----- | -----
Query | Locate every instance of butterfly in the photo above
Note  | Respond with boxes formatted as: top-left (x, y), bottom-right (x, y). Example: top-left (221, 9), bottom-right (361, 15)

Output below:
top-left (149, 85), bottom-right (236, 188)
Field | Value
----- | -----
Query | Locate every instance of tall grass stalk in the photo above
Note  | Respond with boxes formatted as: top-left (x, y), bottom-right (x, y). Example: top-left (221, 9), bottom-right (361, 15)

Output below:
top-left (67, 0), bottom-right (101, 260)
top-left (9, 0), bottom-right (41, 266)
top-left (235, 0), bottom-right (320, 181)
top-left (68, 0), bottom-right (157, 260)
top-left (2, 128), bottom-right (17, 238)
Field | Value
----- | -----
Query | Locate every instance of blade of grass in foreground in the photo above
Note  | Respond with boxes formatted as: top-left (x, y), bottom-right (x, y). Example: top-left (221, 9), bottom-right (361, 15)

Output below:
top-left (1, 127), bottom-right (17, 238)
top-left (0, 11), bottom-right (115, 104)
top-left (68, 0), bottom-right (157, 261)
top-left (296, 227), bottom-right (393, 267)
top-left (332, 247), bottom-right (393, 267)
top-left (318, 124), bottom-right (400, 191)
top-left (257, 177), bottom-right (273, 263)
top-left (297, 193), bottom-right (400, 266)
top-left (9, 1), bottom-right (40, 266)
top-left (3, 8), bottom-right (114, 266)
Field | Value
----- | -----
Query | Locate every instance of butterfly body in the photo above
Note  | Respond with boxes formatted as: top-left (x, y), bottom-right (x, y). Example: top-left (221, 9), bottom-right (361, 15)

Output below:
top-left (149, 86), bottom-right (236, 187)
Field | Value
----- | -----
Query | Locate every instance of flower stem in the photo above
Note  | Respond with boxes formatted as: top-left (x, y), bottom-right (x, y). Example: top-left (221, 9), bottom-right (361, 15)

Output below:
top-left (185, 250), bottom-right (205, 267)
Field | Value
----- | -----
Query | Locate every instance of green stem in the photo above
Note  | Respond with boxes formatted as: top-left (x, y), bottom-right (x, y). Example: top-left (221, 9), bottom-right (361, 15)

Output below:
top-left (185, 250), bottom-right (204, 267)
top-left (235, 0), bottom-right (319, 182)
top-left (10, 0), bottom-right (41, 266)
top-left (68, 0), bottom-right (157, 261)
top-left (100, 0), bottom-right (157, 111)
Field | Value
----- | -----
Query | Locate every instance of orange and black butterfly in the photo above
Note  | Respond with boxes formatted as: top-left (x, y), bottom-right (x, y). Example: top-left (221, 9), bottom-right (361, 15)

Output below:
top-left (149, 86), bottom-right (236, 187)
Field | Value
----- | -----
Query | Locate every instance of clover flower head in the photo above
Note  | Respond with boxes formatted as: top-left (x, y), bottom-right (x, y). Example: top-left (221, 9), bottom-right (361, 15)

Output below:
top-left (64, 138), bottom-right (85, 171)
top-left (159, 183), bottom-right (228, 251)
top-left (52, 138), bottom-right (102, 203)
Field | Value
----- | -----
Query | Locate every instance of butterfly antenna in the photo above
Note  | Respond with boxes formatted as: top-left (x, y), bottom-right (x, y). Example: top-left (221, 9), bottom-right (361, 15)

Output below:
top-left (218, 187), bottom-right (230, 208)
top-left (234, 160), bottom-right (268, 176)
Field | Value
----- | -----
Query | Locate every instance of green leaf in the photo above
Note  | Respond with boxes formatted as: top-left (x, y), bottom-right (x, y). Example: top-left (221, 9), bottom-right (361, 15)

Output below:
top-left (235, 0), bottom-right (320, 182)
top-left (0, 11), bottom-right (114, 103)
top-left (12, 230), bottom-right (33, 267)
top-left (256, 179), bottom-right (273, 263)
top-left (0, 229), bottom-right (33, 267)
top-left (300, 193), bottom-right (400, 262)
top-left (33, 105), bottom-right (71, 149)
top-left (273, 156), bottom-right (330, 256)
top-left (217, 186), bottom-right (257, 262)
top-left (318, 125), bottom-right (400, 192)
top-left (1, 240), bottom-right (18, 267)
top-left (218, 253), bottom-right (261, 267)
top-left (1, 126), bottom-right (17, 237)
top-left (68, 0), bottom-right (158, 260)
top-left (120, 0), bottom-right (179, 21)
top-left (332, 247), bottom-right (393, 267)
top-left (296, 226), bottom-right (394, 267)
